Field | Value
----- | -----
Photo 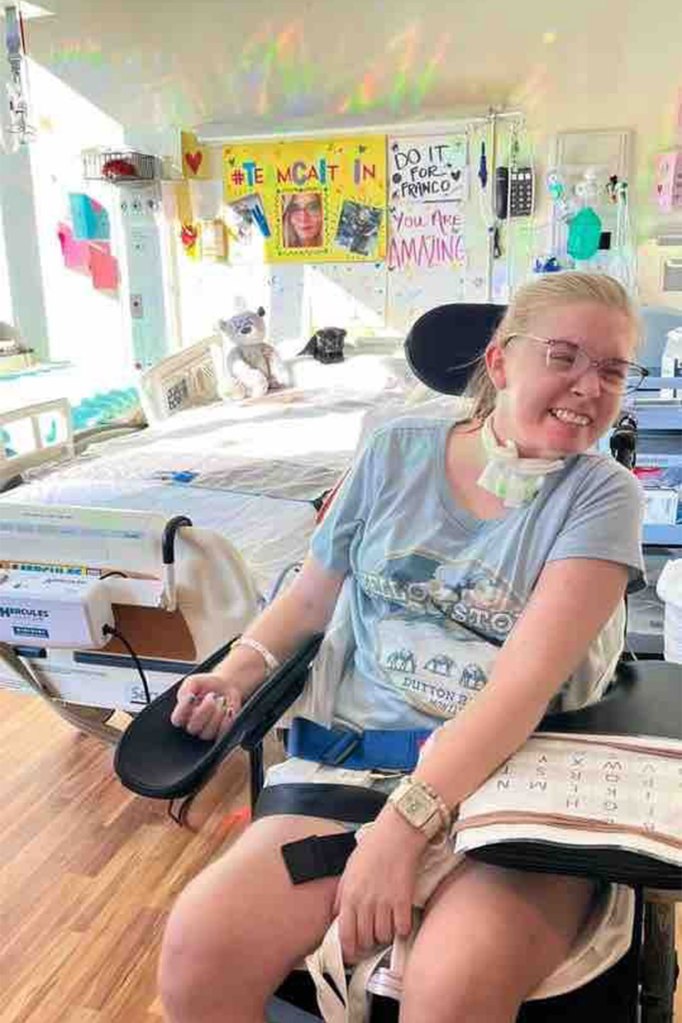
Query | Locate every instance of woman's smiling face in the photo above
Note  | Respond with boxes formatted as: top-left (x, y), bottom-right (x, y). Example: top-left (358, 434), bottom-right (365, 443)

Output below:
top-left (486, 302), bottom-right (638, 458)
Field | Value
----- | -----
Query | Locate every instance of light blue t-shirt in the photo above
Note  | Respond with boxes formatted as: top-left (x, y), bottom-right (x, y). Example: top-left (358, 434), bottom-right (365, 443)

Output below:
top-left (310, 417), bottom-right (645, 730)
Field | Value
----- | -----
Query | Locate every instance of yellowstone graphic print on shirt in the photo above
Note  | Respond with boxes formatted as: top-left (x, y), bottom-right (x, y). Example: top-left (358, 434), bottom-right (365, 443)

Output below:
top-left (361, 554), bottom-right (524, 718)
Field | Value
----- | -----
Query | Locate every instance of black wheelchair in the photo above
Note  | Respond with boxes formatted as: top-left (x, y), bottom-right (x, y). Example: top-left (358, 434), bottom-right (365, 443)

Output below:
top-left (116, 304), bottom-right (681, 1022)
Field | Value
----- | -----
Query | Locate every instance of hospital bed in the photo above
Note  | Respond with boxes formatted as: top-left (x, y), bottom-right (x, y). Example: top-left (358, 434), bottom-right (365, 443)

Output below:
top-left (0, 344), bottom-right (414, 729)
top-left (2, 338), bottom-right (413, 501)
top-left (114, 304), bottom-right (681, 1021)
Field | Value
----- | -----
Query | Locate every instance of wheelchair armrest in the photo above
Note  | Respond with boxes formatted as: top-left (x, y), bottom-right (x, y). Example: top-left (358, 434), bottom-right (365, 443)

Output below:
top-left (467, 842), bottom-right (682, 891)
top-left (538, 660), bottom-right (682, 739)
top-left (114, 634), bottom-right (323, 801)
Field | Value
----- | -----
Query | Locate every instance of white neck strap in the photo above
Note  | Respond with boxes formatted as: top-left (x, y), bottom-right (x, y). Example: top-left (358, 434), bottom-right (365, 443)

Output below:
top-left (476, 416), bottom-right (565, 507)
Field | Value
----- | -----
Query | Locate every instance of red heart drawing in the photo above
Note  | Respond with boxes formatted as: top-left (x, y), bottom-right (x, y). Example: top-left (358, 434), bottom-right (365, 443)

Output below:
top-left (185, 150), bottom-right (203, 175)
top-left (180, 223), bottom-right (198, 248)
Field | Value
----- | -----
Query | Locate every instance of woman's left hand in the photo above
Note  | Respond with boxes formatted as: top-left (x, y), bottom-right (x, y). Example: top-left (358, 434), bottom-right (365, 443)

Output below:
top-left (333, 807), bottom-right (428, 961)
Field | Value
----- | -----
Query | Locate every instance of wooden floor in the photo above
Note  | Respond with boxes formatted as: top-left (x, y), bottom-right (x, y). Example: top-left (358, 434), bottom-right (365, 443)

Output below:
top-left (0, 690), bottom-right (679, 1023)
top-left (0, 691), bottom-right (253, 1023)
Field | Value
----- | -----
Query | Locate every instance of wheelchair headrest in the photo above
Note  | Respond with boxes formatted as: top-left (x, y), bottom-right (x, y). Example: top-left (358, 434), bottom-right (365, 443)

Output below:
top-left (405, 303), bottom-right (506, 394)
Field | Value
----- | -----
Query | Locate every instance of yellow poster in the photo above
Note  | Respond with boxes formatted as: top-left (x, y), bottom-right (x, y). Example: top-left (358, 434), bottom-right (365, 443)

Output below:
top-left (223, 136), bottom-right (386, 263)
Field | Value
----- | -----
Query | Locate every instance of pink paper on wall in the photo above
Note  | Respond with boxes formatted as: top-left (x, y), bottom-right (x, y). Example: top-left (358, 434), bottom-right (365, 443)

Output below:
top-left (89, 243), bottom-right (119, 291)
top-left (57, 222), bottom-right (91, 272)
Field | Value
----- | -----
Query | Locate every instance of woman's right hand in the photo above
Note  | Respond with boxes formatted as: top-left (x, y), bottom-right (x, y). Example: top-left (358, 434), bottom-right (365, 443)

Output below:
top-left (170, 672), bottom-right (244, 741)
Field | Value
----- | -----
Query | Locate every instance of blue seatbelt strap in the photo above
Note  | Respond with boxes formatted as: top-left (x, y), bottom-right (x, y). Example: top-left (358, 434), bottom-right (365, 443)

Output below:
top-left (287, 717), bottom-right (433, 771)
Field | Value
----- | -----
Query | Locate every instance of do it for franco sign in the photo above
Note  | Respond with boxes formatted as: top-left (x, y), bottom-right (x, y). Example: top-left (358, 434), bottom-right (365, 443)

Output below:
top-left (388, 135), bottom-right (468, 271)
top-left (389, 136), bottom-right (468, 204)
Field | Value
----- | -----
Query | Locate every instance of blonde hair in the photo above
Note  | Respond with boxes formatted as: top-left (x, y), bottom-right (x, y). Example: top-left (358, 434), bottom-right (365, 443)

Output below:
top-left (281, 192), bottom-right (324, 249)
top-left (465, 272), bottom-right (641, 421)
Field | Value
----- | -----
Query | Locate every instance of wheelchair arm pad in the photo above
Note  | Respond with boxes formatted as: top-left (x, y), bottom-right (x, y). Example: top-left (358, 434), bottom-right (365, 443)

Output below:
top-left (114, 633), bottom-right (323, 800)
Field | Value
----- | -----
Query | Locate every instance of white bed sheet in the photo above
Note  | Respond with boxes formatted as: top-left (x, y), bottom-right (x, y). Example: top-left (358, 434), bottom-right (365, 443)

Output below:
top-left (5, 353), bottom-right (416, 591)
top-left (21, 357), bottom-right (414, 500)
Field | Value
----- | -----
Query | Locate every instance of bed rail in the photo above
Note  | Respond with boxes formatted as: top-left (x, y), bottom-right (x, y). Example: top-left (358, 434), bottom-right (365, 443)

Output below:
top-left (0, 398), bottom-right (74, 489)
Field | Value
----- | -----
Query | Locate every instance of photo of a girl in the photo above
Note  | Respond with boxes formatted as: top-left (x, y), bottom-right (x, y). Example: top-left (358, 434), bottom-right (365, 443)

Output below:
top-left (280, 191), bottom-right (324, 249)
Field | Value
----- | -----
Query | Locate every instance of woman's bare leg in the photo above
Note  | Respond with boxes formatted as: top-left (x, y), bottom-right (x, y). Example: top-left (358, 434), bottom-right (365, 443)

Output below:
top-left (159, 814), bottom-right (345, 1023)
top-left (400, 859), bottom-right (597, 1023)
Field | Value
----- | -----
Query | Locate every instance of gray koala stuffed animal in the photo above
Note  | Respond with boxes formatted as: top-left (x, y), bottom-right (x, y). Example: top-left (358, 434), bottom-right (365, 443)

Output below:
top-left (218, 306), bottom-right (288, 399)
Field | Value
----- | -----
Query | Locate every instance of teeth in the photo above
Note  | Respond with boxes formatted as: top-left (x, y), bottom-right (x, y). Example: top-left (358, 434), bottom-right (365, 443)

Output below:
top-left (551, 408), bottom-right (591, 426)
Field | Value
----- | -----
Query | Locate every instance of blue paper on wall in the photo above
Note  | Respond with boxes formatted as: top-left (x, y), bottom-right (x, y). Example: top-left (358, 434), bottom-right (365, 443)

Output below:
top-left (69, 193), bottom-right (110, 240)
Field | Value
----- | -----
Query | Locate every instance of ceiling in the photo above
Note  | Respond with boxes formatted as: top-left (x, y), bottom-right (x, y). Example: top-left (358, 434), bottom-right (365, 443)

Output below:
top-left (17, 0), bottom-right (680, 140)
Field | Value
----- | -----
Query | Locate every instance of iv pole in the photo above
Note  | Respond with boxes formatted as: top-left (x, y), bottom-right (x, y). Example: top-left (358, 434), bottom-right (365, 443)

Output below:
top-left (482, 109), bottom-right (526, 302)
top-left (4, 3), bottom-right (34, 147)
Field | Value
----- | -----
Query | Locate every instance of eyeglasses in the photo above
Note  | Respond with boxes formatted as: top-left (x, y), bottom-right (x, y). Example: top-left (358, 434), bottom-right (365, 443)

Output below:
top-left (288, 199), bottom-right (322, 216)
top-left (506, 334), bottom-right (649, 395)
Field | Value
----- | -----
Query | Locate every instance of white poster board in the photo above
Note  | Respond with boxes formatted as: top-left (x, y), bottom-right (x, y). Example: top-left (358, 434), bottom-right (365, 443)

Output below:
top-left (386, 133), bottom-right (470, 328)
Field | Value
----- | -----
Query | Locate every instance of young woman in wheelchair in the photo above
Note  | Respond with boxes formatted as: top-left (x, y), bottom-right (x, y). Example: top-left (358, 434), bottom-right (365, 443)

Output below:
top-left (160, 272), bottom-right (647, 1023)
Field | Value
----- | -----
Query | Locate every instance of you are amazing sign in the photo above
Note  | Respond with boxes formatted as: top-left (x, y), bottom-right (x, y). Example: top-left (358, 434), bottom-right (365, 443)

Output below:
top-left (388, 135), bottom-right (468, 271)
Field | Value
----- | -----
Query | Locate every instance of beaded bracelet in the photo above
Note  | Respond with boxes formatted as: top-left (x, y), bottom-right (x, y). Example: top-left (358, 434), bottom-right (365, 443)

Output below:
top-left (233, 636), bottom-right (280, 675)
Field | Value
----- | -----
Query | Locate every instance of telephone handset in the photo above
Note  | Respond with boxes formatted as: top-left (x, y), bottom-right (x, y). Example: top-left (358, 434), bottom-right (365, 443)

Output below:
top-left (495, 165), bottom-right (535, 219)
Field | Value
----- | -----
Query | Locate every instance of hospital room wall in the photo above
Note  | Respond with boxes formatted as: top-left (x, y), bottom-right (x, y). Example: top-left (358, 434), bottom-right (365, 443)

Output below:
top-left (504, 2), bottom-right (682, 309)
top-left (165, 1), bottom-right (682, 340)
top-left (0, 57), bottom-right (135, 374)
top-left (4, 0), bottom-right (682, 364)
top-left (0, 60), bottom-right (49, 359)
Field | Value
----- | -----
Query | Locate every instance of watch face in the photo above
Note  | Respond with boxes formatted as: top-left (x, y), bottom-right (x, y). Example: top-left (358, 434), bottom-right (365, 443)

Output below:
top-left (398, 787), bottom-right (433, 826)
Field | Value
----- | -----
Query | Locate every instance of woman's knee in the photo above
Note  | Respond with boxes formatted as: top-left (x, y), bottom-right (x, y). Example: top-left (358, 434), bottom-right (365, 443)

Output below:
top-left (159, 816), bottom-right (342, 1018)
top-left (400, 941), bottom-right (520, 1023)
top-left (158, 848), bottom-right (286, 1017)
top-left (399, 863), bottom-right (596, 1022)
top-left (159, 873), bottom-right (242, 1017)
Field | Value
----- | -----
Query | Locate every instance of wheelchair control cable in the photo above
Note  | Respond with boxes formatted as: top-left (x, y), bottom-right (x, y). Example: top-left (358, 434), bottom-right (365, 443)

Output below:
top-left (102, 624), bottom-right (151, 705)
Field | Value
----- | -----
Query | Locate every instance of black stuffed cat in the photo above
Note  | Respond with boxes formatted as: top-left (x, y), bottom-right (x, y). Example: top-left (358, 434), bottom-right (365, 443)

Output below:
top-left (298, 327), bottom-right (347, 364)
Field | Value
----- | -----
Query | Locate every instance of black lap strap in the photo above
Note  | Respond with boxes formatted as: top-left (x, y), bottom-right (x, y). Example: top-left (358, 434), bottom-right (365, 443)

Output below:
top-left (281, 832), bottom-right (358, 884)
top-left (254, 782), bottom-right (387, 824)
top-left (255, 783), bottom-right (389, 885)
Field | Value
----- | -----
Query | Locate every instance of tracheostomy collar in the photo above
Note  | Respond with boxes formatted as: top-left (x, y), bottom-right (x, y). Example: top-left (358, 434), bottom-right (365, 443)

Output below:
top-left (476, 416), bottom-right (565, 507)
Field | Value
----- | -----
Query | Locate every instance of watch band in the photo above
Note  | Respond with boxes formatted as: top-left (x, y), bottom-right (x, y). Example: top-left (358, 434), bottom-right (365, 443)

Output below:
top-left (417, 777), bottom-right (452, 832)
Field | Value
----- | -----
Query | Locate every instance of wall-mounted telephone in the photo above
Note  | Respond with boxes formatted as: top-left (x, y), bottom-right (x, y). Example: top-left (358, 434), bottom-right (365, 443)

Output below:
top-left (495, 165), bottom-right (535, 219)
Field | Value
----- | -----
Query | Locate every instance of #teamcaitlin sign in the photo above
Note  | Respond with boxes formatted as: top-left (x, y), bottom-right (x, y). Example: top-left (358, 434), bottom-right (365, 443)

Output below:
top-left (223, 136), bottom-right (386, 264)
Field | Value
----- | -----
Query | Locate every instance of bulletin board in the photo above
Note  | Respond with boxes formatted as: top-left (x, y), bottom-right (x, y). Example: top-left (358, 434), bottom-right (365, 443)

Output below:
top-left (174, 118), bottom-right (512, 342)
top-left (223, 136), bottom-right (387, 263)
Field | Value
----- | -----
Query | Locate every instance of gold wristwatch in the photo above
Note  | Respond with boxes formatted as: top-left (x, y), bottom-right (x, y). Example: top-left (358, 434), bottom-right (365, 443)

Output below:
top-left (388, 775), bottom-right (451, 841)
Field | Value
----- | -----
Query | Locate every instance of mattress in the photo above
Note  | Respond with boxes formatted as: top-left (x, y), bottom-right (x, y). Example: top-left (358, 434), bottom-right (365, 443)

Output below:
top-left (4, 350), bottom-right (417, 590)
